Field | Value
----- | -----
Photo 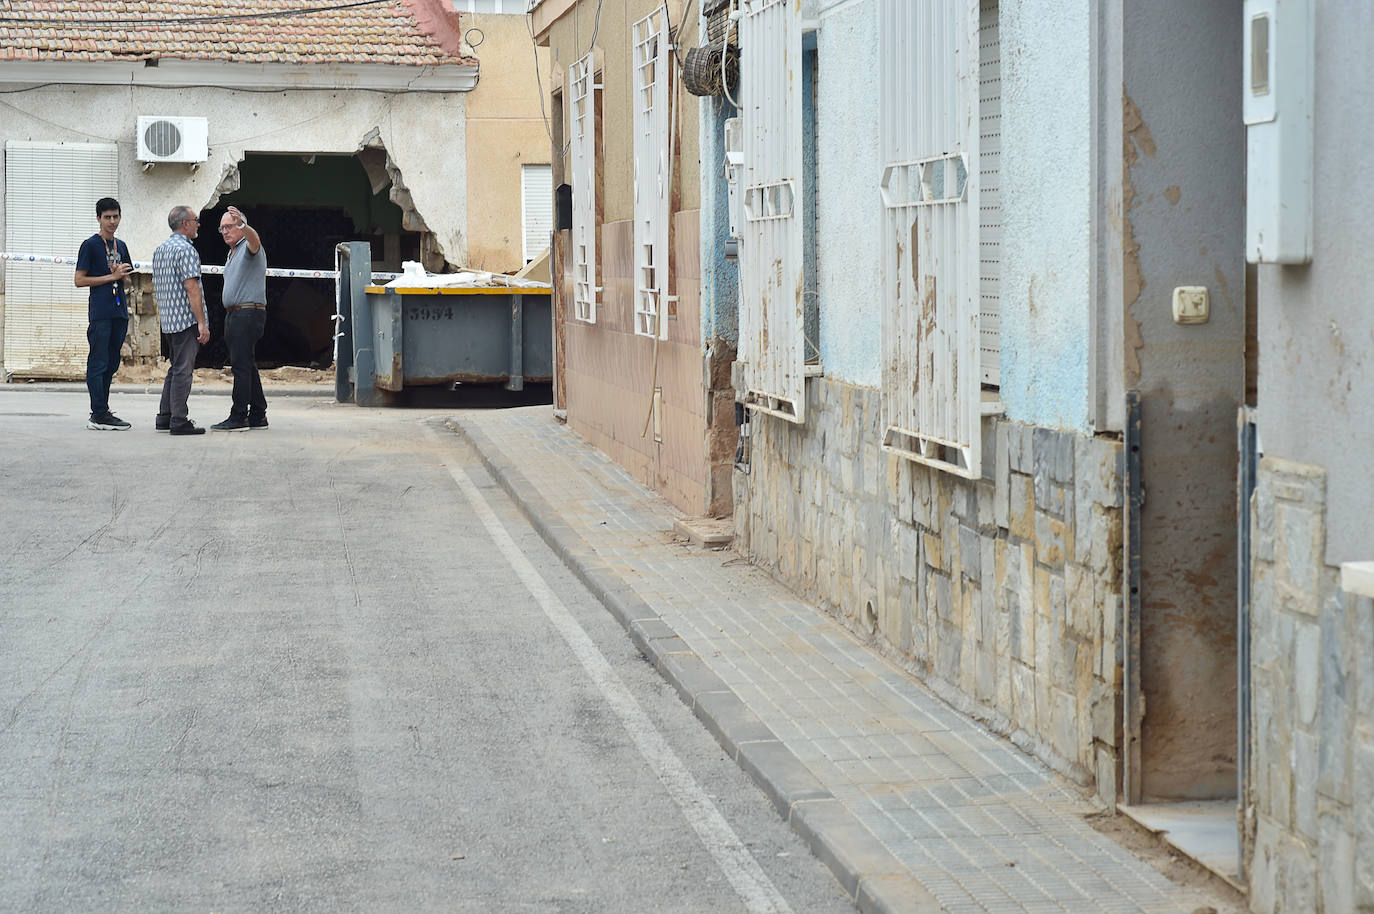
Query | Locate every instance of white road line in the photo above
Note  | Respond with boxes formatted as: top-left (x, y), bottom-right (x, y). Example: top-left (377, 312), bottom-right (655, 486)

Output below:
top-left (439, 443), bottom-right (794, 914)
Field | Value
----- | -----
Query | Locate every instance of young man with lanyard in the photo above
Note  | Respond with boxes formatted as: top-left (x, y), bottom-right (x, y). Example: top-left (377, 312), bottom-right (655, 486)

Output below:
top-left (74, 197), bottom-right (133, 430)
top-left (212, 205), bottom-right (268, 432)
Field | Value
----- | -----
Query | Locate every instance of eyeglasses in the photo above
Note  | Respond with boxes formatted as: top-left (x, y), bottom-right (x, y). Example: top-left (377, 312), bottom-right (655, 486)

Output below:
top-left (218, 226), bottom-right (235, 234)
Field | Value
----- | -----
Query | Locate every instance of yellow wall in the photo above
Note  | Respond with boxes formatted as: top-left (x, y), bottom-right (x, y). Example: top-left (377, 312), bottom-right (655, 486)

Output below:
top-left (539, 1), bottom-right (709, 514)
top-left (544, 0), bottom-right (700, 222)
top-left (464, 13), bottom-right (553, 273)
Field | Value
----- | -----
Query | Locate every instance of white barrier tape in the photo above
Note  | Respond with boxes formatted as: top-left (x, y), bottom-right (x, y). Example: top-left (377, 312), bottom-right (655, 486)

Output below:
top-left (0, 251), bottom-right (400, 282)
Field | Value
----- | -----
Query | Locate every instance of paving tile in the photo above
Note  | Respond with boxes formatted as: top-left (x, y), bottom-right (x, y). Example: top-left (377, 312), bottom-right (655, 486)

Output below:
top-left (456, 410), bottom-right (1228, 914)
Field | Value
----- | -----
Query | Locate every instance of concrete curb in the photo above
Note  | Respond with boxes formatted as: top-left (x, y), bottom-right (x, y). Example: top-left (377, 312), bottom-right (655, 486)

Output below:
top-left (446, 416), bottom-right (942, 914)
top-left (3, 381), bottom-right (334, 398)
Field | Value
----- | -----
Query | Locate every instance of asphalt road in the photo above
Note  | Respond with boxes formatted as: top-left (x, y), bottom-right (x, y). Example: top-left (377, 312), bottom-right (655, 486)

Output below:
top-left (0, 388), bottom-right (854, 913)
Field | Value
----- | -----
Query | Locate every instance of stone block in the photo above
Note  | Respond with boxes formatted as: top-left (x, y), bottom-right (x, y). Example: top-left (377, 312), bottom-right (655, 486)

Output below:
top-left (895, 457), bottom-right (913, 524)
top-left (959, 525), bottom-right (981, 582)
top-left (976, 648), bottom-right (996, 703)
top-left (1292, 729), bottom-right (1319, 841)
top-left (936, 621), bottom-right (962, 682)
top-left (1250, 816), bottom-right (1282, 914)
top-left (1320, 808), bottom-right (1355, 914)
top-left (897, 522), bottom-right (917, 583)
top-left (1007, 588), bottom-right (1025, 664)
top-left (923, 531), bottom-right (944, 572)
top-left (1065, 564), bottom-right (1092, 637)
top-left (1357, 595), bottom-right (1374, 721)
top-left (911, 465), bottom-right (933, 528)
top-left (1095, 746), bottom-right (1118, 807)
top-left (1319, 599), bottom-right (1352, 804)
top-left (1035, 512), bottom-right (1067, 569)
top-left (1012, 661), bottom-right (1035, 729)
top-left (1281, 833), bottom-right (1318, 914)
top-left (1091, 681), bottom-right (1119, 747)
top-left (1277, 504), bottom-right (1321, 615)
top-left (995, 437), bottom-right (1011, 529)
top-left (1254, 480), bottom-right (1276, 563)
top-left (977, 479), bottom-right (995, 527)
top-left (1295, 618), bottom-right (1321, 726)
top-left (1035, 611), bottom-right (1053, 679)
top-left (1008, 473), bottom-right (1035, 540)
top-left (935, 572), bottom-right (952, 622)
top-left (1355, 736), bottom-right (1374, 909)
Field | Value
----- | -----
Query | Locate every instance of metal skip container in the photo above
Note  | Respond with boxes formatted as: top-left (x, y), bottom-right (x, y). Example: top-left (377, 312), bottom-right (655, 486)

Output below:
top-left (334, 242), bottom-right (552, 405)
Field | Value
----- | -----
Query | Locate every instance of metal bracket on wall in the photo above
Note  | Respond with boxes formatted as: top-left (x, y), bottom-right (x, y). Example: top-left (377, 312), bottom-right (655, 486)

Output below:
top-left (1123, 391), bottom-right (1144, 806)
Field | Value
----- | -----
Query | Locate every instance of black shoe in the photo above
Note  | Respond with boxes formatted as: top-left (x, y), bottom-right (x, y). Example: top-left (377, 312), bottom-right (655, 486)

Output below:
top-left (248, 416), bottom-right (269, 430)
top-left (170, 422), bottom-right (206, 436)
top-left (211, 417), bottom-right (250, 432)
top-left (155, 417), bottom-right (171, 432)
top-left (88, 412), bottom-right (131, 431)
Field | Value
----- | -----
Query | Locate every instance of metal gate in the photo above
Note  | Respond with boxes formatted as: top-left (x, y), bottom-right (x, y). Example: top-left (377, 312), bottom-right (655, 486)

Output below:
top-left (738, 0), bottom-right (805, 422)
top-left (879, 0), bottom-right (983, 476)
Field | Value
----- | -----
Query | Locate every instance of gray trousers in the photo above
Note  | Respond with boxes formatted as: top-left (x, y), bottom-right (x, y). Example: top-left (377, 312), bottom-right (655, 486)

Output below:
top-left (157, 325), bottom-right (200, 426)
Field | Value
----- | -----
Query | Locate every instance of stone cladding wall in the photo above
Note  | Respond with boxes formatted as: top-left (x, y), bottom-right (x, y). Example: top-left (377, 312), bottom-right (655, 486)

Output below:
top-left (1247, 456), bottom-right (1372, 913)
top-left (732, 377), bottom-right (1125, 804)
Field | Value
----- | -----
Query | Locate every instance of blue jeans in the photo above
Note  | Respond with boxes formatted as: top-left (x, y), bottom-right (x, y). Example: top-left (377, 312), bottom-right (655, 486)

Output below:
top-left (86, 317), bottom-right (127, 416)
top-left (224, 307), bottom-right (267, 421)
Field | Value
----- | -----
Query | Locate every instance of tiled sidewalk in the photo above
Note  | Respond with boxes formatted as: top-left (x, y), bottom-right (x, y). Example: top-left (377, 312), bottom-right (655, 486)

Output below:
top-left (452, 407), bottom-right (1229, 914)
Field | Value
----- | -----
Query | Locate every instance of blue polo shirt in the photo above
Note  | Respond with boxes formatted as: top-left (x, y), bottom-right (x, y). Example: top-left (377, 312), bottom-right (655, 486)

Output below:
top-left (76, 233), bottom-right (131, 322)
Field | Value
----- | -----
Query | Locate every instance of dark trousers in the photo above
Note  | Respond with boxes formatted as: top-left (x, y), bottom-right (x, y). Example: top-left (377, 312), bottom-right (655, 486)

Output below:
top-left (85, 317), bottom-right (127, 416)
top-left (157, 325), bottom-right (201, 426)
top-left (224, 307), bottom-right (267, 421)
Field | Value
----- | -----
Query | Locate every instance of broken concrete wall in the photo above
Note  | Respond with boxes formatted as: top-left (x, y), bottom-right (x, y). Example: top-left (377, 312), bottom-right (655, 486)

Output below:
top-left (0, 83), bottom-right (467, 278)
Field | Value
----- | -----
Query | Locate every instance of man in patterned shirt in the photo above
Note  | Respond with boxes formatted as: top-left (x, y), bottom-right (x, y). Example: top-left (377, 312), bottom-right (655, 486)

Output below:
top-left (151, 206), bottom-right (210, 435)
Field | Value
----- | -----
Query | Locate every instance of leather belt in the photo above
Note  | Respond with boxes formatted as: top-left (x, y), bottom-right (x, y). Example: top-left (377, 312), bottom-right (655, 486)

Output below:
top-left (225, 303), bottom-right (265, 312)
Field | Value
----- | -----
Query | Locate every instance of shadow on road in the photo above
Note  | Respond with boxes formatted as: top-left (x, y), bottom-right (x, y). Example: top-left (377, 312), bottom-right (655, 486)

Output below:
top-left (380, 382), bottom-right (553, 410)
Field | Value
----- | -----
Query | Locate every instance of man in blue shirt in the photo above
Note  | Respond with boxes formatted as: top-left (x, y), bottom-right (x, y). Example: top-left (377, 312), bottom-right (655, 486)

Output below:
top-left (74, 197), bottom-right (133, 430)
top-left (151, 206), bottom-right (210, 435)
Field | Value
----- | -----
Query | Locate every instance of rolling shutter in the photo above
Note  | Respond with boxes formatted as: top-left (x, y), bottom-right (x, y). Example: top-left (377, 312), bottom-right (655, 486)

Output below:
top-left (4, 141), bottom-right (119, 378)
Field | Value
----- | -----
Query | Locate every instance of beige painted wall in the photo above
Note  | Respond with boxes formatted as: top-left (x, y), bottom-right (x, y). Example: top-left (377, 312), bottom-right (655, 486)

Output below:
top-left (464, 14), bottom-right (553, 273)
top-left (544, 0), bottom-right (699, 223)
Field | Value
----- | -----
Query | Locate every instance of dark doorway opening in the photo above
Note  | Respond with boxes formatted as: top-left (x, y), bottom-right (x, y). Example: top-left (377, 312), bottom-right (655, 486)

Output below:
top-left (188, 152), bottom-right (421, 369)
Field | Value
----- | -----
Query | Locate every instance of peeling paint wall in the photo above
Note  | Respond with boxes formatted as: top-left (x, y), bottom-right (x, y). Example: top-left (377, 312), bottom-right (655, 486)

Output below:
top-left (812, 0), bottom-right (882, 389)
top-left (464, 14), bottom-right (552, 273)
top-left (1118, 0), bottom-right (1245, 803)
top-left (0, 84), bottom-right (468, 270)
top-left (1255, 0), bottom-right (1374, 568)
top-left (1000, 0), bottom-right (1095, 433)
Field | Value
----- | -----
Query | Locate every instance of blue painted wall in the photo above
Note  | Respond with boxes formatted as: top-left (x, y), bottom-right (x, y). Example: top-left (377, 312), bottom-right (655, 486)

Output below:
top-left (699, 97), bottom-right (739, 348)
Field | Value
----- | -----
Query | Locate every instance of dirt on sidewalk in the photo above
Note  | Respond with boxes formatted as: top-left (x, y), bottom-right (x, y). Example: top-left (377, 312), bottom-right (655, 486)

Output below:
top-left (117, 361), bottom-right (334, 388)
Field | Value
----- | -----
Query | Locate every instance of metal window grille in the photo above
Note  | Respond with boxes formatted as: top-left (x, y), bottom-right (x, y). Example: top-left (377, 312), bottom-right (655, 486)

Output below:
top-left (3, 141), bottom-right (118, 378)
top-left (570, 53), bottom-right (600, 324)
top-left (632, 9), bottom-right (671, 340)
top-left (737, 0), bottom-right (805, 423)
top-left (879, 0), bottom-right (984, 478)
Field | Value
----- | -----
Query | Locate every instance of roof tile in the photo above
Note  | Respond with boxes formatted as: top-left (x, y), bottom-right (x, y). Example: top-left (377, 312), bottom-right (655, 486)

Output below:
top-left (0, 0), bottom-right (473, 67)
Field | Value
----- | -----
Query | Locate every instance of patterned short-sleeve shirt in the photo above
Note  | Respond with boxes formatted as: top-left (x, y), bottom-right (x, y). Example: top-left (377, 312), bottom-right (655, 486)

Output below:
top-left (152, 233), bottom-right (203, 334)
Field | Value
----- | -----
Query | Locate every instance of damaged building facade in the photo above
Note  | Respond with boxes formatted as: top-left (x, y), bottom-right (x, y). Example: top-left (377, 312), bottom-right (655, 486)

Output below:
top-left (689, 0), bottom-right (1369, 908)
top-left (530, 0), bottom-right (739, 517)
top-left (0, 0), bottom-right (549, 379)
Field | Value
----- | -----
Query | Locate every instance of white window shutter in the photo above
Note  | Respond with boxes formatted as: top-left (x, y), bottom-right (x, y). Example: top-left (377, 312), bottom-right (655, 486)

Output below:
top-left (3, 141), bottom-right (118, 378)
top-left (570, 54), bottom-right (599, 324)
top-left (879, 0), bottom-right (983, 477)
top-left (632, 9), bottom-right (671, 340)
top-left (521, 163), bottom-right (553, 265)
top-left (737, 0), bottom-right (805, 423)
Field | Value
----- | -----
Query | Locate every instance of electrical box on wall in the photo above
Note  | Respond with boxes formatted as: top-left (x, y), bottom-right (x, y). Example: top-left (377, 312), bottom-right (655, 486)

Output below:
top-left (1243, 0), bottom-right (1313, 264)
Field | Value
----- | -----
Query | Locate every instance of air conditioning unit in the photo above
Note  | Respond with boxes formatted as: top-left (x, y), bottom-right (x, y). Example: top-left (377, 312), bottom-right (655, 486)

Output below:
top-left (136, 116), bottom-right (209, 164)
